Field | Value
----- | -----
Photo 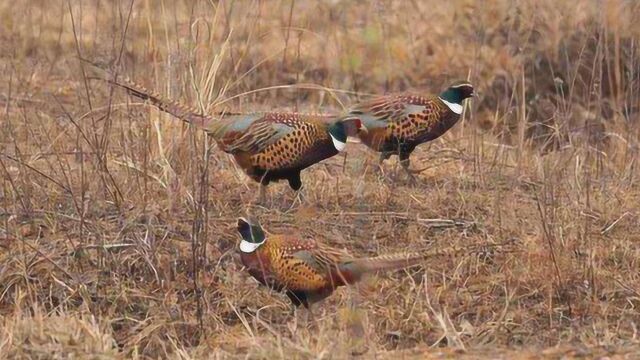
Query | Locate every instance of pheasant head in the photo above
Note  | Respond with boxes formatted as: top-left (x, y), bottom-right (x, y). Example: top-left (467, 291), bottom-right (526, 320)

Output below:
top-left (327, 118), bottom-right (366, 151)
top-left (439, 81), bottom-right (475, 114)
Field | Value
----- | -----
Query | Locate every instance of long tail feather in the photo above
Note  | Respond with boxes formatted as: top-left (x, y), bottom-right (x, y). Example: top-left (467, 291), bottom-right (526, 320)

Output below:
top-left (108, 76), bottom-right (218, 128)
top-left (344, 243), bottom-right (512, 278)
top-left (84, 61), bottom-right (239, 132)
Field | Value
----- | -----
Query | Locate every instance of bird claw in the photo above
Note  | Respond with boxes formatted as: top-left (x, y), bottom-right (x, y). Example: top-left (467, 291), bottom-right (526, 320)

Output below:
top-left (398, 158), bottom-right (422, 185)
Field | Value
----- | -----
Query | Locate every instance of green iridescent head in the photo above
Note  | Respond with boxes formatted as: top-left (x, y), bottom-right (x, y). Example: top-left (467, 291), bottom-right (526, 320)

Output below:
top-left (327, 118), bottom-right (365, 152)
top-left (439, 81), bottom-right (475, 104)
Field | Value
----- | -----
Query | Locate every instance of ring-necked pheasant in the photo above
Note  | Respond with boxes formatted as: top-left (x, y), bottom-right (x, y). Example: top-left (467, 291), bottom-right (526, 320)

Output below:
top-left (104, 76), bottom-right (365, 202)
top-left (236, 217), bottom-right (495, 309)
top-left (340, 81), bottom-right (474, 180)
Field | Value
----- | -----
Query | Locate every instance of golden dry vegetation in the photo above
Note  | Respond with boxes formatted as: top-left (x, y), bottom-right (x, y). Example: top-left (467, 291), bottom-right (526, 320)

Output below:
top-left (1, 0), bottom-right (640, 358)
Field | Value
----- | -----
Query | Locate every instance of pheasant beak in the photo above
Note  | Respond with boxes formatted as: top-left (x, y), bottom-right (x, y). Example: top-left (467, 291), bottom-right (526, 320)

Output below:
top-left (358, 123), bottom-right (368, 133)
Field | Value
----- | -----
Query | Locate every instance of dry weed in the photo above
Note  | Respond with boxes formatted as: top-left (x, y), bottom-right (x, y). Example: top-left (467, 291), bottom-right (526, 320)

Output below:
top-left (1, 0), bottom-right (639, 358)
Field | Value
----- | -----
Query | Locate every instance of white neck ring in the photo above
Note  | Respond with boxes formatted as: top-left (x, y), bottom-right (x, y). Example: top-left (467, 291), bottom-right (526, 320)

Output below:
top-left (439, 97), bottom-right (463, 115)
top-left (240, 239), bottom-right (266, 253)
top-left (330, 134), bottom-right (347, 152)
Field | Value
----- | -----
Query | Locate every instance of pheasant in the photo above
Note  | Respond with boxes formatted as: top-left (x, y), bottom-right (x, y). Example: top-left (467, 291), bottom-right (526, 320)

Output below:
top-left (236, 217), bottom-right (497, 308)
top-left (340, 81), bottom-right (474, 180)
top-left (104, 76), bottom-right (365, 202)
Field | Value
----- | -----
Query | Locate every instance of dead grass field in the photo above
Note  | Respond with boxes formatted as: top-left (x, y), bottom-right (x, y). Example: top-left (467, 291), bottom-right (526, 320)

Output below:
top-left (1, 0), bottom-right (640, 358)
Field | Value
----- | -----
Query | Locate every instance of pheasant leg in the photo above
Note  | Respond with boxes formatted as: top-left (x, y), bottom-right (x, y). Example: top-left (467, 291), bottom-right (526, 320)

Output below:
top-left (399, 153), bottom-right (417, 184)
top-left (374, 152), bottom-right (391, 178)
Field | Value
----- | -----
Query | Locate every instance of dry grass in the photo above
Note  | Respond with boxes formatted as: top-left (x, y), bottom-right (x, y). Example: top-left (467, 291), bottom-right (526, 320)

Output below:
top-left (1, 0), bottom-right (640, 358)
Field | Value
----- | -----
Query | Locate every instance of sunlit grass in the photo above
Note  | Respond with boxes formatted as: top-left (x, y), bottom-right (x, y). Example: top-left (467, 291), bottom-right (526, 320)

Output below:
top-left (0, 0), bottom-right (639, 358)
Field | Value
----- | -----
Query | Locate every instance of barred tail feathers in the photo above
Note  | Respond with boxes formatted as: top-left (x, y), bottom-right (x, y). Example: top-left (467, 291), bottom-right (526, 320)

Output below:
top-left (107, 76), bottom-right (216, 130)
top-left (342, 244), bottom-right (497, 280)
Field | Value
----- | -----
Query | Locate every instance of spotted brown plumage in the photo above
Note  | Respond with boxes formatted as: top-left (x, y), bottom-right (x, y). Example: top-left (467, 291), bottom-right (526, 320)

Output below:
top-left (236, 217), bottom-right (498, 308)
top-left (104, 75), bottom-right (365, 199)
top-left (341, 81), bottom-right (474, 179)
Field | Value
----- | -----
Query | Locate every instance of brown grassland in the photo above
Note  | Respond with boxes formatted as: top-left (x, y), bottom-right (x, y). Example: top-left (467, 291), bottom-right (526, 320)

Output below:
top-left (1, 0), bottom-right (640, 358)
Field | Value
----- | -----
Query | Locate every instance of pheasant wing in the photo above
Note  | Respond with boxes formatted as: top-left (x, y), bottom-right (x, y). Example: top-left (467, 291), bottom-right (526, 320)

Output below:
top-left (290, 242), bottom-right (356, 287)
top-left (344, 95), bottom-right (406, 125)
top-left (347, 94), bottom-right (441, 123)
top-left (266, 237), bottom-right (351, 292)
top-left (224, 117), bottom-right (295, 153)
